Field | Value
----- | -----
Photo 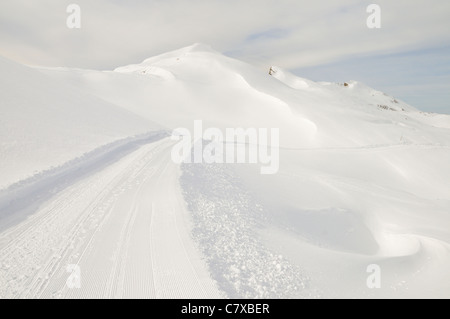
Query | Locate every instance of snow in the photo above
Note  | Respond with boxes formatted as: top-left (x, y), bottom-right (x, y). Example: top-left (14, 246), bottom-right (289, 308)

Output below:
top-left (0, 138), bottom-right (222, 298)
top-left (1, 44), bottom-right (450, 298)
top-left (0, 56), bottom-right (160, 191)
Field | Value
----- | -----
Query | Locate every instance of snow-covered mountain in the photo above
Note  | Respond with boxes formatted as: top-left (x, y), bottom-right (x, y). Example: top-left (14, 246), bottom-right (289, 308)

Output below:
top-left (1, 44), bottom-right (449, 298)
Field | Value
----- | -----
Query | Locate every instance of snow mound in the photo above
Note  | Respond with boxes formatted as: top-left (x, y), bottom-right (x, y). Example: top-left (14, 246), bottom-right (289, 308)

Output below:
top-left (269, 66), bottom-right (316, 89)
top-left (115, 64), bottom-right (176, 81)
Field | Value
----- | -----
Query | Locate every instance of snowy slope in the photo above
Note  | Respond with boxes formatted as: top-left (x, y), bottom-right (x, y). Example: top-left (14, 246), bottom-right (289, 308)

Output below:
top-left (0, 56), bottom-right (160, 190)
top-left (41, 44), bottom-right (450, 149)
top-left (1, 45), bottom-right (450, 298)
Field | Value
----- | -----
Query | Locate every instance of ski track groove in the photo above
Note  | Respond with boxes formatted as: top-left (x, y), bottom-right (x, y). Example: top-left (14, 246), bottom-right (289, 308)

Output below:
top-left (32, 153), bottom-right (145, 298)
top-left (0, 138), bottom-right (221, 299)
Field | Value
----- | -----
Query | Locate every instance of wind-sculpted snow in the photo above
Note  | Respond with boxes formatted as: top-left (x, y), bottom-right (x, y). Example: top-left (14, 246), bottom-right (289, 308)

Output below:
top-left (180, 157), bottom-right (313, 298)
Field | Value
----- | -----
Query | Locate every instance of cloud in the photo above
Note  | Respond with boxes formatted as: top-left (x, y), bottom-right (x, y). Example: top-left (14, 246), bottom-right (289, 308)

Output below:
top-left (0, 0), bottom-right (448, 69)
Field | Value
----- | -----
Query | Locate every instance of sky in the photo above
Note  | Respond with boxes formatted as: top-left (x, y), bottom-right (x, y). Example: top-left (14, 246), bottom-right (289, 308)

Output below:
top-left (0, 0), bottom-right (449, 113)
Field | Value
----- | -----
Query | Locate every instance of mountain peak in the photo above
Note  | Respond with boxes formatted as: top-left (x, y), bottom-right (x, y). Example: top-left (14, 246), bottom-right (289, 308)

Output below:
top-left (183, 43), bottom-right (215, 53)
top-left (114, 43), bottom-right (220, 74)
